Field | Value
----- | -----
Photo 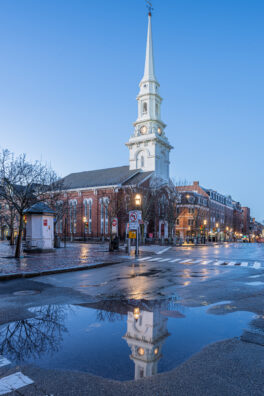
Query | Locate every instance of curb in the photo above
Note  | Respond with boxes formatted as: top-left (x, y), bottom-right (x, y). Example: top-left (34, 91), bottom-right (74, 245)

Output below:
top-left (0, 260), bottom-right (126, 281)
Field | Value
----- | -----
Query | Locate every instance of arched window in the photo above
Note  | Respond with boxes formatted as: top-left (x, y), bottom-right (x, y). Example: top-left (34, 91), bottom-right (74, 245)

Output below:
top-left (143, 102), bottom-right (147, 114)
top-left (136, 151), bottom-right (146, 169)
top-left (155, 103), bottom-right (159, 116)
top-left (83, 199), bottom-right (93, 234)
top-left (69, 200), bottom-right (77, 234)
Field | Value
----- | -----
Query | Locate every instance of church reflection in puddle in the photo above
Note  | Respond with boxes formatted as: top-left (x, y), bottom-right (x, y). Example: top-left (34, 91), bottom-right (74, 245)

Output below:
top-left (0, 299), bottom-right (254, 381)
top-left (123, 303), bottom-right (170, 379)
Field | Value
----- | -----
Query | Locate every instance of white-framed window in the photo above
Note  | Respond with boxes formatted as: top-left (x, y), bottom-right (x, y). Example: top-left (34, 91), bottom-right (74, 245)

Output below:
top-left (89, 201), bottom-right (92, 233)
top-left (105, 205), bottom-right (108, 234)
top-left (69, 200), bottom-right (77, 234)
top-left (142, 102), bottom-right (147, 114)
top-left (84, 199), bottom-right (93, 234)
top-left (100, 203), bottom-right (104, 234)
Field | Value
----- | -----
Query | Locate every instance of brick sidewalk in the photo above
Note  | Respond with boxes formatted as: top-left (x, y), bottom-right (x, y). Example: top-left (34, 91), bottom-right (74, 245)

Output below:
top-left (0, 241), bottom-right (126, 278)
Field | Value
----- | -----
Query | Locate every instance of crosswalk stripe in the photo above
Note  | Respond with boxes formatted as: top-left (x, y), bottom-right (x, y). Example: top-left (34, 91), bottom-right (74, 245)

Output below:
top-left (214, 261), bottom-right (225, 265)
top-left (148, 258), bottom-right (161, 262)
top-left (0, 357), bottom-right (10, 368)
top-left (137, 257), bottom-right (152, 261)
top-left (159, 258), bottom-right (171, 262)
top-left (253, 262), bottom-right (261, 269)
top-left (241, 262), bottom-right (248, 267)
top-left (170, 258), bottom-right (181, 263)
top-left (192, 259), bottom-right (202, 264)
top-left (0, 372), bottom-right (34, 395)
top-left (201, 260), bottom-right (213, 265)
top-left (180, 259), bottom-right (193, 263)
top-left (157, 247), bottom-right (172, 255)
top-left (227, 261), bottom-right (237, 266)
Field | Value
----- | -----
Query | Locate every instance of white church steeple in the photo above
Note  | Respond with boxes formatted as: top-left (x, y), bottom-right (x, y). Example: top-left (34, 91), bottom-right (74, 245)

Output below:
top-left (142, 12), bottom-right (156, 83)
top-left (126, 11), bottom-right (173, 183)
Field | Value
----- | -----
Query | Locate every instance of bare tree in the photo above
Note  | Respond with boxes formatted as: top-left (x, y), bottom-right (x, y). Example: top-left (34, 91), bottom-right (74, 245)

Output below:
top-left (0, 201), bottom-right (18, 245)
top-left (0, 149), bottom-right (62, 257)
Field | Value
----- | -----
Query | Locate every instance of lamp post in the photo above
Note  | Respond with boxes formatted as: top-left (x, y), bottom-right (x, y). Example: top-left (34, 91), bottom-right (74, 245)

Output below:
top-left (203, 219), bottom-right (207, 244)
top-left (216, 222), bottom-right (219, 242)
top-left (135, 193), bottom-right (141, 256)
top-left (226, 226), bottom-right (229, 242)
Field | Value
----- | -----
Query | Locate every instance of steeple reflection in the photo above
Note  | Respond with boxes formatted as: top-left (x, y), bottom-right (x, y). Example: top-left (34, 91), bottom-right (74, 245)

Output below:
top-left (123, 302), bottom-right (170, 380)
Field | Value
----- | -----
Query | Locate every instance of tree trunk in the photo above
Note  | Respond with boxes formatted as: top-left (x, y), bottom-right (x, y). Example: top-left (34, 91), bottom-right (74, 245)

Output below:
top-left (15, 214), bottom-right (23, 258)
top-left (9, 217), bottom-right (14, 245)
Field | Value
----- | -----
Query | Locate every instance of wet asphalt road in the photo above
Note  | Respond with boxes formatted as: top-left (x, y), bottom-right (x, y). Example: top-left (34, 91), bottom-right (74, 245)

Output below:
top-left (0, 243), bottom-right (264, 395)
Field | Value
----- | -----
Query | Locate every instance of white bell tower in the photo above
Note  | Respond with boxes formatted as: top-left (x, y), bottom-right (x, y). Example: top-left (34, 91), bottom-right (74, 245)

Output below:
top-left (126, 11), bottom-right (173, 183)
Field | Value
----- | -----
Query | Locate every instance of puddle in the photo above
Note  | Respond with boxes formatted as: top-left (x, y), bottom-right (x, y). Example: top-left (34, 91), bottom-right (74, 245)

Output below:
top-left (0, 300), bottom-right (253, 381)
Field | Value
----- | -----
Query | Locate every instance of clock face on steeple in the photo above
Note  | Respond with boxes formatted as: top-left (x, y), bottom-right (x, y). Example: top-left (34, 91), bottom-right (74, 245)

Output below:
top-left (140, 125), bottom-right (147, 135)
top-left (157, 127), bottom-right (162, 135)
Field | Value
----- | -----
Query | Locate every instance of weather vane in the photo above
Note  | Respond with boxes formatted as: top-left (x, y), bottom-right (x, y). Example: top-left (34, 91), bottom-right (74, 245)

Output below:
top-left (145, 0), bottom-right (154, 15)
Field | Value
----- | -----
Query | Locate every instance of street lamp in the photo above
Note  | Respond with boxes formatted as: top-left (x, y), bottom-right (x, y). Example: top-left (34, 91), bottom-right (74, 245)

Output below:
top-left (203, 220), bottom-right (207, 243)
top-left (135, 194), bottom-right (141, 207)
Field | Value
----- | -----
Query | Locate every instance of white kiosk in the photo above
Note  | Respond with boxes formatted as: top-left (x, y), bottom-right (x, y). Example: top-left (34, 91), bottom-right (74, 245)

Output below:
top-left (24, 202), bottom-right (55, 252)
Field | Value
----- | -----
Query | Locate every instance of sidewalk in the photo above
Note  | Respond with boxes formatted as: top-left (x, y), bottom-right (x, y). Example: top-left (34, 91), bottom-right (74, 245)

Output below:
top-left (0, 241), bottom-right (129, 280)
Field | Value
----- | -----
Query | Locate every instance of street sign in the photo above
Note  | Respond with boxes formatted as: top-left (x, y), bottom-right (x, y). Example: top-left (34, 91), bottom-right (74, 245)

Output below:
top-left (129, 210), bottom-right (142, 230)
top-left (129, 231), bottom-right (137, 239)
top-left (111, 218), bottom-right (118, 234)
top-left (129, 211), bottom-right (138, 222)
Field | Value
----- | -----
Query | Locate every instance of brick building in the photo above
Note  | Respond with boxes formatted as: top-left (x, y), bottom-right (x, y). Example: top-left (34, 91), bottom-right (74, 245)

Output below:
top-left (242, 207), bottom-right (251, 236)
top-left (175, 181), bottom-right (248, 242)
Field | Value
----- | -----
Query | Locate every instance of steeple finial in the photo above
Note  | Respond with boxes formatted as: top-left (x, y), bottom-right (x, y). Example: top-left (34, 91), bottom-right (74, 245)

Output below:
top-left (142, 2), bottom-right (156, 83)
top-left (146, 0), bottom-right (153, 16)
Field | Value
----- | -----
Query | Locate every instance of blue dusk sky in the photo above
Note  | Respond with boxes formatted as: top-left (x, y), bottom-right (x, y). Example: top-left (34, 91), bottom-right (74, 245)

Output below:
top-left (0, 0), bottom-right (263, 220)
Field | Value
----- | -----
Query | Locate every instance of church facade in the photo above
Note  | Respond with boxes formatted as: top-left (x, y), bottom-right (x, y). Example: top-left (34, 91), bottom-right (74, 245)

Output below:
top-left (56, 12), bottom-right (174, 241)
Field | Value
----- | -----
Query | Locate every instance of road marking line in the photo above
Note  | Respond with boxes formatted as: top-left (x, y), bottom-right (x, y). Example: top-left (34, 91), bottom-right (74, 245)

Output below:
top-left (180, 259), bottom-right (193, 263)
top-left (240, 262), bottom-right (248, 267)
top-left (191, 260), bottom-right (202, 264)
top-left (0, 372), bottom-right (34, 395)
top-left (214, 261), bottom-right (225, 265)
top-left (159, 258), bottom-right (171, 262)
top-left (137, 257), bottom-right (152, 261)
top-left (170, 258), bottom-right (181, 263)
top-left (201, 260), bottom-right (213, 265)
top-left (253, 262), bottom-right (261, 269)
top-left (157, 247), bottom-right (172, 255)
top-left (147, 258), bottom-right (161, 262)
top-left (0, 357), bottom-right (11, 368)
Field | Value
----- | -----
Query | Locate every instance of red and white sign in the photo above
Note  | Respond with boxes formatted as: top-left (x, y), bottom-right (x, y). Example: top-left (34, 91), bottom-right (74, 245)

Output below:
top-left (129, 211), bottom-right (138, 222)
top-left (129, 210), bottom-right (142, 230)
top-left (112, 219), bottom-right (117, 227)
top-left (43, 219), bottom-right (48, 226)
top-left (111, 218), bottom-right (118, 234)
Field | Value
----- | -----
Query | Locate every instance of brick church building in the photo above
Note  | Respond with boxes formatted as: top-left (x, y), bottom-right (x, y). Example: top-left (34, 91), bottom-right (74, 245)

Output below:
top-left (56, 12), bottom-right (174, 241)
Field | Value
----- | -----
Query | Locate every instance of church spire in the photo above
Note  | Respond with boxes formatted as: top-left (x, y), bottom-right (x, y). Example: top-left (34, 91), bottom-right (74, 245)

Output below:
top-left (141, 12), bottom-right (157, 83)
